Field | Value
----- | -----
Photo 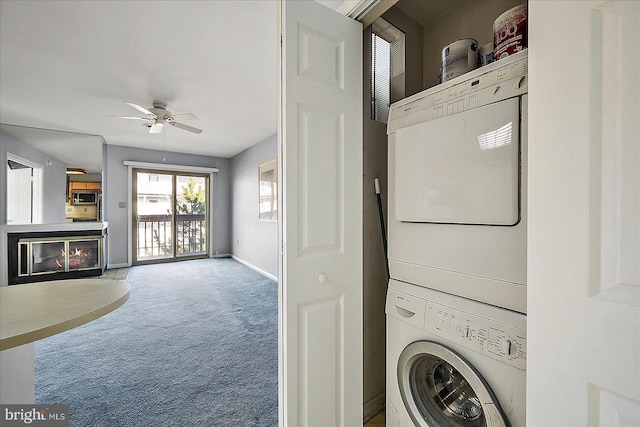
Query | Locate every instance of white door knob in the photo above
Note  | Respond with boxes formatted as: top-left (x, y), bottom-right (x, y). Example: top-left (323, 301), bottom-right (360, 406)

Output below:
top-left (318, 274), bottom-right (328, 284)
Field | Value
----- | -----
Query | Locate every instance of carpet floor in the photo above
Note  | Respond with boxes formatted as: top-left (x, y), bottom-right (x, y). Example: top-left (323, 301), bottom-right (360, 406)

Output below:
top-left (34, 258), bottom-right (278, 427)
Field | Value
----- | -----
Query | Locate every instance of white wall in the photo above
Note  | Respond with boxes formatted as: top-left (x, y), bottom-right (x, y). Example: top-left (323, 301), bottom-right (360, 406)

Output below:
top-left (0, 130), bottom-right (67, 225)
top-left (230, 134), bottom-right (278, 278)
top-left (104, 144), bottom-right (231, 267)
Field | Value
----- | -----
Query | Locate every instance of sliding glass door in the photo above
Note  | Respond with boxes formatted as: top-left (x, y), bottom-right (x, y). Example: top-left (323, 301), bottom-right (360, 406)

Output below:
top-left (133, 169), bottom-right (209, 264)
top-left (175, 175), bottom-right (208, 256)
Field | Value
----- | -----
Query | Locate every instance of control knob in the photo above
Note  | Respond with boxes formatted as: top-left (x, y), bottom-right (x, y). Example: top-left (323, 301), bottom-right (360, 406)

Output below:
top-left (500, 339), bottom-right (517, 356)
top-left (512, 76), bottom-right (527, 90)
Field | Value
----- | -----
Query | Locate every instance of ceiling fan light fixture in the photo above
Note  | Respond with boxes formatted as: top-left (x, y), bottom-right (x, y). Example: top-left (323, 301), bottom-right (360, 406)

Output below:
top-left (66, 168), bottom-right (86, 175)
top-left (110, 101), bottom-right (203, 134)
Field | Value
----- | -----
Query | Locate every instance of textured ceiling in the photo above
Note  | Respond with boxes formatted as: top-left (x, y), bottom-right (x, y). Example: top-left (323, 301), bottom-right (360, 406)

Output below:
top-left (0, 0), bottom-right (278, 168)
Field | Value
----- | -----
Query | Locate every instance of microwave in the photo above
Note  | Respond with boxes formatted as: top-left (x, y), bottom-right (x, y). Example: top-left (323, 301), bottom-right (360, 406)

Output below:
top-left (72, 191), bottom-right (98, 205)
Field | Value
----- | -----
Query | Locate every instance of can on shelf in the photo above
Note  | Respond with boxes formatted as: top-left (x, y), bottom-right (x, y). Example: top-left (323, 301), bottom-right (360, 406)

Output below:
top-left (494, 4), bottom-right (528, 61)
top-left (442, 38), bottom-right (478, 82)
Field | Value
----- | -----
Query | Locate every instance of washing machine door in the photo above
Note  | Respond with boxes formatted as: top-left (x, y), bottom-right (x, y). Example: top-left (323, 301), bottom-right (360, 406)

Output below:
top-left (397, 341), bottom-right (507, 427)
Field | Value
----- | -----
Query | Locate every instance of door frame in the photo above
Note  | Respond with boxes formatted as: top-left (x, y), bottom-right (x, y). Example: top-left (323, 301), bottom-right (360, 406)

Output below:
top-left (124, 161), bottom-right (218, 267)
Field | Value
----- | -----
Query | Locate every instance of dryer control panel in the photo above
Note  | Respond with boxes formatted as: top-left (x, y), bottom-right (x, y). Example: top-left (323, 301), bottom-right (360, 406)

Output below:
top-left (425, 300), bottom-right (527, 371)
top-left (387, 49), bottom-right (528, 134)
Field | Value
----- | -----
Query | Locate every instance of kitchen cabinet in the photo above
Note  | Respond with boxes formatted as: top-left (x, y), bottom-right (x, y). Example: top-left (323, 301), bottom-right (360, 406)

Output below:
top-left (69, 182), bottom-right (101, 190)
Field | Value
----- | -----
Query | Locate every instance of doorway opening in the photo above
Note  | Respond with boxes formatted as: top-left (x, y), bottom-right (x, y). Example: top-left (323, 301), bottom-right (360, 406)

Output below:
top-left (132, 168), bottom-right (209, 264)
top-left (6, 153), bottom-right (43, 224)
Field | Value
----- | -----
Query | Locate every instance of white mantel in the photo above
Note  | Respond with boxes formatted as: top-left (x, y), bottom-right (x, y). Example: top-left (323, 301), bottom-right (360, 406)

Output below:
top-left (0, 221), bottom-right (108, 286)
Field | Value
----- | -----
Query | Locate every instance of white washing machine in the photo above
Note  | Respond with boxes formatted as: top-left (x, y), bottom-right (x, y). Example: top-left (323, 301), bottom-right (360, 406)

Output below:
top-left (386, 279), bottom-right (526, 426)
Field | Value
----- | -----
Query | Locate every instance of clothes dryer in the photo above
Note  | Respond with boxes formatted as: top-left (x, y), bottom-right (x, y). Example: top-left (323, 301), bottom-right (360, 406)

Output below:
top-left (386, 279), bottom-right (526, 426)
top-left (387, 50), bottom-right (528, 313)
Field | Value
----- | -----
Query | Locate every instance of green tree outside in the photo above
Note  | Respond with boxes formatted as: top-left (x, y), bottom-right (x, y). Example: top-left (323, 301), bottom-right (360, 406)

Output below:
top-left (153, 177), bottom-right (207, 255)
top-left (177, 178), bottom-right (206, 215)
top-left (176, 178), bottom-right (206, 254)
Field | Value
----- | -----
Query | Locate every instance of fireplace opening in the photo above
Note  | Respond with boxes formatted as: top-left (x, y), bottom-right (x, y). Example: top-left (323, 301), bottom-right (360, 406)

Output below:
top-left (24, 239), bottom-right (100, 276)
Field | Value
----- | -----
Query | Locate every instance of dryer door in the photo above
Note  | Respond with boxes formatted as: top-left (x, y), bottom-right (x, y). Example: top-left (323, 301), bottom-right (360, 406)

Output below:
top-left (394, 97), bottom-right (521, 226)
top-left (397, 341), bottom-right (506, 427)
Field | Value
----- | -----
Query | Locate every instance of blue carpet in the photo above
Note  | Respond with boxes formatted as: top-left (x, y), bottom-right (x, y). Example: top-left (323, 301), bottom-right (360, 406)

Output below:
top-left (34, 258), bottom-right (278, 427)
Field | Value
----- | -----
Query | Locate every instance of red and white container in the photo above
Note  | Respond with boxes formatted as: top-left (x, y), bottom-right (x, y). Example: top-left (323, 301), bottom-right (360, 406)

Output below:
top-left (493, 4), bottom-right (527, 60)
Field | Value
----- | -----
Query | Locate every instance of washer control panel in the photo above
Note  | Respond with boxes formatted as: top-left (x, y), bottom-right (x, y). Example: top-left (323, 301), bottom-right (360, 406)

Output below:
top-left (425, 300), bottom-right (527, 370)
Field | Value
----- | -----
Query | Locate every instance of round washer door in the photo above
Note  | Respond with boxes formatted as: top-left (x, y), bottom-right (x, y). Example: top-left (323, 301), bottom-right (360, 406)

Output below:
top-left (397, 341), bottom-right (507, 427)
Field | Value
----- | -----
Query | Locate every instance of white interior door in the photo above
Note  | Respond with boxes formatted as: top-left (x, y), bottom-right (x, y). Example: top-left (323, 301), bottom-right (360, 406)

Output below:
top-left (6, 155), bottom-right (42, 224)
top-left (6, 166), bottom-right (32, 224)
top-left (528, 1), bottom-right (639, 425)
top-left (279, 1), bottom-right (362, 425)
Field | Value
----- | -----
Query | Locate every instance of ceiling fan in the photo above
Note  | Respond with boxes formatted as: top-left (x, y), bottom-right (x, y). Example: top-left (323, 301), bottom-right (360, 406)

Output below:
top-left (108, 102), bottom-right (203, 134)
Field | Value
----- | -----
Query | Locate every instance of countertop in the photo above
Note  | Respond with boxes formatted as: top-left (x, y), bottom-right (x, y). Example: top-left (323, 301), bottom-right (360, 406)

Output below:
top-left (0, 221), bottom-right (108, 233)
top-left (0, 279), bottom-right (130, 351)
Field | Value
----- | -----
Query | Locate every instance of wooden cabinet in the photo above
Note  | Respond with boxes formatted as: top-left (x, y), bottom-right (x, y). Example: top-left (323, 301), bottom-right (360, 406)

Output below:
top-left (69, 182), bottom-right (101, 191)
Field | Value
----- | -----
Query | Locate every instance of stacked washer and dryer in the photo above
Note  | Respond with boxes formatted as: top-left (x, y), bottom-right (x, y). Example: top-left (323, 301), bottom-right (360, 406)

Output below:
top-left (385, 50), bottom-right (528, 426)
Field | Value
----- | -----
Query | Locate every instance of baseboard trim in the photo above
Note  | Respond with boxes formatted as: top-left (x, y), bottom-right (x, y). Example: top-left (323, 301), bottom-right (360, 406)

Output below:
top-left (230, 255), bottom-right (278, 282)
top-left (107, 263), bottom-right (130, 269)
top-left (109, 254), bottom-right (231, 269)
top-left (211, 253), bottom-right (231, 259)
top-left (363, 391), bottom-right (385, 423)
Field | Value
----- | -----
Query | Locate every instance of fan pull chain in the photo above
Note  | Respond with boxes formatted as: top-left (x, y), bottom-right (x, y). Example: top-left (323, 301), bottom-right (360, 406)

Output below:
top-left (162, 126), bottom-right (167, 162)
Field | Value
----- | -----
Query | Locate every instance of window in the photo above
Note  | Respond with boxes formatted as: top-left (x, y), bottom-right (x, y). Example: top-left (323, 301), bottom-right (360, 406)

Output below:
top-left (259, 158), bottom-right (277, 221)
top-left (371, 18), bottom-right (405, 123)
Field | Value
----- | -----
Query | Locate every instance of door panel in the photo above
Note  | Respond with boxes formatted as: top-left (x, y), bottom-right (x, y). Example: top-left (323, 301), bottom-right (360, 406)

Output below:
top-left (298, 296), bottom-right (344, 425)
top-left (279, 1), bottom-right (362, 425)
top-left (528, 1), bottom-right (639, 424)
top-left (175, 175), bottom-right (207, 257)
top-left (297, 105), bottom-right (343, 254)
top-left (134, 171), bottom-right (174, 262)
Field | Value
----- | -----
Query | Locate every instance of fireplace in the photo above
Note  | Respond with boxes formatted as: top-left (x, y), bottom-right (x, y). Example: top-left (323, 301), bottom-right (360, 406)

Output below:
top-left (7, 229), bottom-right (106, 285)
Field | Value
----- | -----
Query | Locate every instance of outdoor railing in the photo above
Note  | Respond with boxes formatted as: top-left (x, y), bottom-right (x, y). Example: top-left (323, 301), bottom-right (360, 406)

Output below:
top-left (136, 214), bottom-right (206, 259)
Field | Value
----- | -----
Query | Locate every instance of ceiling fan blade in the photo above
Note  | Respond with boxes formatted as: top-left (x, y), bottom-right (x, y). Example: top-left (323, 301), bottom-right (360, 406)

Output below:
top-left (126, 102), bottom-right (156, 118)
top-left (170, 113), bottom-right (199, 121)
top-left (106, 115), bottom-right (151, 120)
top-left (149, 123), bottom-right (164, 134)
top-left (171, 122), bottom-right (203, 134)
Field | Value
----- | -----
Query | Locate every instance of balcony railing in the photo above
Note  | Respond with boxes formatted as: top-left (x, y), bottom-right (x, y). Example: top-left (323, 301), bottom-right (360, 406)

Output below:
top-left (136, 214), bottom-right (206, 259)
